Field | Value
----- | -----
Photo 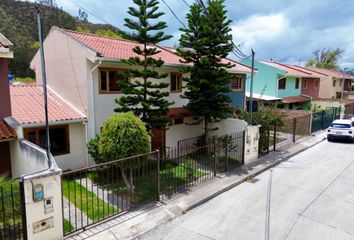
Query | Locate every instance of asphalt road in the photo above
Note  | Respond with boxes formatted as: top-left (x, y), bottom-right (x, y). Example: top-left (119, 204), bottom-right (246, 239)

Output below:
top-left (139, 140), bottom-right (354, 240)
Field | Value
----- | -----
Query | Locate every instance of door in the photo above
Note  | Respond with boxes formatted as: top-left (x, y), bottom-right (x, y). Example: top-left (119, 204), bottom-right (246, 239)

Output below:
top-left (151, 128), bottom-right (166, 151)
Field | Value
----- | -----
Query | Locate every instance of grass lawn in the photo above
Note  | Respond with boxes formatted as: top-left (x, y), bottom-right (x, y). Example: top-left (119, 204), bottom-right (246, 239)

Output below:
top-left (0, 179), bottom-right (22, 227)
top-left (62, 180), bottom-right (117, 222)
top-left (63, 219), bottom-right (74, 233)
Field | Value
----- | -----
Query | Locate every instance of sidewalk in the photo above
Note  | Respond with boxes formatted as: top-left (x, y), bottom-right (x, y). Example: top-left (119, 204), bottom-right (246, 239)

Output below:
top-left (65, 131), bottom-right (327, 240)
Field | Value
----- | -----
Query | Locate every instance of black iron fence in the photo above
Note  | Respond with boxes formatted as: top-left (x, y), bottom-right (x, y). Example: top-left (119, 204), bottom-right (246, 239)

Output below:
top-left (312, 107), bottom-right (341, 133)
top-left (0, 181), bottom-right (25, 240)
top-left (62, 131), bottom-right (245, 235)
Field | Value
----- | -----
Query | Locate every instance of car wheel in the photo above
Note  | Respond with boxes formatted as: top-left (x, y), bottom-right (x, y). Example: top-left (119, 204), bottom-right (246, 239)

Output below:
top-left (327, 137), bottom-right (332, 142)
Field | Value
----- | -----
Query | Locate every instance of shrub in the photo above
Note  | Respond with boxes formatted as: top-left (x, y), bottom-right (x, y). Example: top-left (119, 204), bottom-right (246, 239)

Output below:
top-left (87, 135), bottom-right (104, 164)
top-left (99, 112), bottom-right (150, 161)
top-left (98, 112), bottom-right (150, 193)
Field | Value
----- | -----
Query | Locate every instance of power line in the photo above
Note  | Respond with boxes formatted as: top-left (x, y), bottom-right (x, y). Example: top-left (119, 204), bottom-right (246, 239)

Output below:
top-left (161, 0), bottom-right (187, 28)
top-left (182, 0), bottom-right (190, 7)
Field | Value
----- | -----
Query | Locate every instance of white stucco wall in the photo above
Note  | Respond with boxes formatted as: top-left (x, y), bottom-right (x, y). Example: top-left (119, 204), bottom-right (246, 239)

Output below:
top-left (244, 125), bottom-right (260, 165)
top-left (210, 118), bottom-right (248, 137)
top-left (52, 122), bottom-right (87, 171)
top-left (165, 117), bottom-right (204, 148)
top-left (31, 28), bottom-right (95, 115)
top-left (91, 62), bottom-right (189, 136)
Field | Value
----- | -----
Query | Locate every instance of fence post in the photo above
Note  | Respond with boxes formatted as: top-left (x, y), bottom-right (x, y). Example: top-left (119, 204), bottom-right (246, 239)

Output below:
top-left (321, 110), bottom-right (325, 130)
top-left (225, 135), bottom-right (229, 172)
top-left (156, 151), bottom-right (160, 201)
top-left (213, 138), bottom-right (217, 176)
top-left (267, 128), bottom-right (270, 154)
top-left (19, 180), bottom-right (27, 240)
top-left (273, 125), bottom-right (277, 151)
top-left (293, 118), bottom-right (297, 143)
top-left (242, 130), bottom-right (246, 165)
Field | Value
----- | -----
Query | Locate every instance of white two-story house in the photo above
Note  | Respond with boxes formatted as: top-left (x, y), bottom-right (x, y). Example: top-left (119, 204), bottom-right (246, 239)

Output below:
top-left (30, 26), bottom-right (251, 170)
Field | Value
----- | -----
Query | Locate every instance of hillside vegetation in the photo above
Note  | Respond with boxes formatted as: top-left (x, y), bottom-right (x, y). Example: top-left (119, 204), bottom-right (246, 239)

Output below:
top-left (0, 0), bottom-right (120, 78)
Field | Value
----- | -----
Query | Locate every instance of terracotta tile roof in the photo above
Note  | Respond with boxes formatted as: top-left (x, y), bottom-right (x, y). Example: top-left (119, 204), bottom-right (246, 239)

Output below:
top-left (0, 120), bottom-right (17, 141)
top-left (159, 45), bottom-right (253, 73)
top-left (10, 84), bottom-right (86, 125)
top-left (260, 61), bottom-right (324, 78)
top-left (282, 96), bottom-right (311, 104)
top-left (61, 28), bottom-right (185, 65)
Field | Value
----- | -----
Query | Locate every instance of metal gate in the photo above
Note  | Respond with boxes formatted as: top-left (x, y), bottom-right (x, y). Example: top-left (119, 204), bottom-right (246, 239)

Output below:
top-left (0, 180), bottom-right (26, 240)
top-left (61, 151), bottom-right (159, 236)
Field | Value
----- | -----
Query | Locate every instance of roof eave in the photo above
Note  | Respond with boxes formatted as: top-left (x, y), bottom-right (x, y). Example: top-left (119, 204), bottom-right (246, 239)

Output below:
top-left (95, 57), bottom-right (188, 68)
top-left (21, 118), bottom-right (86, 128)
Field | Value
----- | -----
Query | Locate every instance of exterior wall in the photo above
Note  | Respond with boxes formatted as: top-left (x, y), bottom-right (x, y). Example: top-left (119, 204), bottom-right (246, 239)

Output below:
top-left (277, 76), bottom-right (302, 98)
top-left (311, 99), bottom-right (341, 111)
top-left (53, 122), bottom-right (87, 170)
top-left (227, 74), bottom-right (246, 109)
top-left (10, 139), bottom-right (49, 178)
top-left (20, 122), bottom-right (87, 172)
top-left (165, 117), bottom-right (204, 148)
top-left (301, 78), bottom-right (320, 98)
top-left (0, 58), bottom-right (11, 119)
top-left (242, 60), bottom-right (287, 97)
top-left (332, 77), bottom-right (343, 98)
top-left (318, 76), bottom-right (333, 99)
top-left (31, 29), bottom-right (93, 115)
top-left (91, 62), bottom-right (188, 136)
top-left (210, 118), bottom-right (248, 137)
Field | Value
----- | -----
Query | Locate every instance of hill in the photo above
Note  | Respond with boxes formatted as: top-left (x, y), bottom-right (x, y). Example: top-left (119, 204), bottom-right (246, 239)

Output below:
top-left (0, 0), bottom-right (121, 78)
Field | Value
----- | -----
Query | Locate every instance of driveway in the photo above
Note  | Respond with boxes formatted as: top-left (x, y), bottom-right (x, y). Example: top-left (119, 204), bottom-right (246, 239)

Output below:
top-left (139, 140), bottom-right (354, 240)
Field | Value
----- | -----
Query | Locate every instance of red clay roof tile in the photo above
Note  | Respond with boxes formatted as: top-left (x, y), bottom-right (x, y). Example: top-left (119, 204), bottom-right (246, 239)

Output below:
top-left (0, 120), bottom-right (17, 141)
top-left (10, 84), bottom-right (85, 125)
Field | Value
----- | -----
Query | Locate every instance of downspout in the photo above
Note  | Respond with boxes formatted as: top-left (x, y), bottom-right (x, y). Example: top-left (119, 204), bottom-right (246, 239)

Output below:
top-left (89, 60), bottom-right (102, 138)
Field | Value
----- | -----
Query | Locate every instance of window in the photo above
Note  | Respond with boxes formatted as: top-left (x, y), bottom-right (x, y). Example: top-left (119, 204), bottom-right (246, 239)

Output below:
top-left (303, 79), bottom-right (307, 89)
top-left (314, 79), bottom-right (319, 89)
top-left (278, 78), bottom-right (286, 90)
top-left (295, 78), bottom-right (300, 89)
top-left (99, 68), bottom-right (128, 94)
top-left (333, 80), bottom-right (336, 87)
top-left (231, 75), bottom-right (244, 91)
top-left (24, 125), bottom-right (70, 156)
top-left (174, 118), bottom-right (184, 125)
top-left (170, 73), bottom-right (182, 92)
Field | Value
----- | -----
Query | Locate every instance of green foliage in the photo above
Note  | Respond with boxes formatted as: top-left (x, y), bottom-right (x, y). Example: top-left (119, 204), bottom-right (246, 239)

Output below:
top-left (14, 77), bottom-right (35, 83)
top-left (241, 106), bottom-right (284, 128)
top-left (87, 135), bottom-right (104, 164)
top-left (0, 0), bottom-right (120, 78)
top-left (75, 26), bottom-right (91, 33)
top-left (95, 29), bottom-right (122, 39)
top-left (98, 112), bottom-right (150, 163)
top-left (115, 0), bottom-right (173, 131)
top-left (306, 48), bottom-right (344, 69)
top-left (0, 175), bottom-right (21, 226)
top-left (177, 0), bottom-right (234, 140)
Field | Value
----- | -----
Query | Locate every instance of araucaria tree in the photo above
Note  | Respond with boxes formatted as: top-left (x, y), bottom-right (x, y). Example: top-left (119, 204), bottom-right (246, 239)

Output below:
top-left (115, 0), bottom-right (173, 131)
top-left (177, 0), bottom-right (234, 143)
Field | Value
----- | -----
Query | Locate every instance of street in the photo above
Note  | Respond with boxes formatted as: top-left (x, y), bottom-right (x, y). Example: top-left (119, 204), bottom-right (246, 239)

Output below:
top-left (139, 140), bottom-right (354, 240)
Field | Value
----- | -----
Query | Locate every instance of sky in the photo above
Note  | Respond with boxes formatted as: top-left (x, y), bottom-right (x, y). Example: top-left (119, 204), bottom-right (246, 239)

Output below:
top-left (51, 0), bottom-right (354, 69)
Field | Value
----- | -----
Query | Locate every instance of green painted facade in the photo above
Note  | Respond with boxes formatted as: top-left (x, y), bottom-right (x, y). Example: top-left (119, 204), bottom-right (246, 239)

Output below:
top-left (241, 60), bottom-right (302, 99)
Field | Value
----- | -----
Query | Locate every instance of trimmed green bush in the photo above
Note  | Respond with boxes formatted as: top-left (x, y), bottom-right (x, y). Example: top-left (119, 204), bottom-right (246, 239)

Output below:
top-left (87, 135), bottom-right (104, 164)
top-left (99, 112), bottom-right (150, 161)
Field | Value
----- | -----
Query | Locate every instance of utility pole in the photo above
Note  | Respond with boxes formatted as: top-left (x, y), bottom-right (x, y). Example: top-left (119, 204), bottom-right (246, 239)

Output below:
top-left (36, 7), bottom-right (52, 167)
top-left (340, 68), bottom-right (348, 119)
top-left (249, 49), bottom-right (255, 124)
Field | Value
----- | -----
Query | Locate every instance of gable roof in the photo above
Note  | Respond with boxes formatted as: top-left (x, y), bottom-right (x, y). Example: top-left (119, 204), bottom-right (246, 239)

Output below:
top-left (306, 67), bottom-right (354, 80)
top-left (59, 28), bottom-right (185, 66)
top-left (10, 84), bottom-right (86, 125)
top-left (0, 120), bottom-right (17, 141)
top-left (259, 61), bottom-right (325, 78)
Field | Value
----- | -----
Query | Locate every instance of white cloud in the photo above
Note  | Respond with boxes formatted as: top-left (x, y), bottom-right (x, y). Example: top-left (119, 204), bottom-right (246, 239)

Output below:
top-left (231, 14), bottom-right (288, 51)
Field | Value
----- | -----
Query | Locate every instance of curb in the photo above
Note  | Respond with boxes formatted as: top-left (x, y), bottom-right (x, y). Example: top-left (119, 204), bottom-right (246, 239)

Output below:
top-left (186, 137), bottom-right (326, 212)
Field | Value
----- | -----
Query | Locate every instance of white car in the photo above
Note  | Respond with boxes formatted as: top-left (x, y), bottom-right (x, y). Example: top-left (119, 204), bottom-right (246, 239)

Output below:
top-left (327, 119), bottom-right (354, 142)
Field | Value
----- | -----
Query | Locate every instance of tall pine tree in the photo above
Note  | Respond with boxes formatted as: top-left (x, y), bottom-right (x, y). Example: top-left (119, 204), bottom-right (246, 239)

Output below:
top-left (115, 0), bottom-right (173, 131)
top-left (177, 0), bottom-right (234, 143)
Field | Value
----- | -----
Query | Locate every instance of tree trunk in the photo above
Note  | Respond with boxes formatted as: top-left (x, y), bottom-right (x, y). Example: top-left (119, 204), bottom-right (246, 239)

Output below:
top-left (204, 117), bottom-right (209, 145)
top-left (121, 169), bottom-right (135, 194)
